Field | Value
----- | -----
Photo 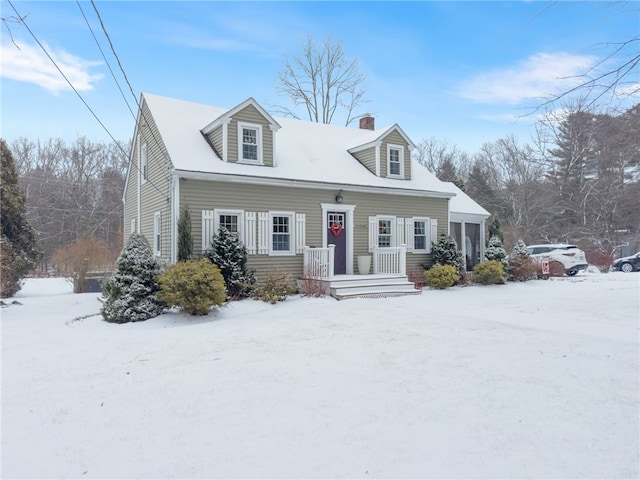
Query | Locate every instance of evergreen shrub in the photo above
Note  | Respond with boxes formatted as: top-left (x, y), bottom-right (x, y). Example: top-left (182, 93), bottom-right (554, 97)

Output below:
top-left (158, 258), bottom-right (226, 315)
top-left (472, 260), bottom-right (505, 285)
top-left (100, 233), bottom-right (165, 323)
top-left (424, 264), bottom-right (459, 289)
top-left (252, 271), bottom-right (298, 304)
top-left (508, 239), bottom-right (536, 282)
top-left (204, 227), bottom-right (256, 299)
top-left (431, 233), bottom-right (464, 275)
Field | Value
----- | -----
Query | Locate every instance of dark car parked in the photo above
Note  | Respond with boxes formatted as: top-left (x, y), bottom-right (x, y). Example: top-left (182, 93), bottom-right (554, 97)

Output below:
top-left (612, 252), bottom-right (640, 272)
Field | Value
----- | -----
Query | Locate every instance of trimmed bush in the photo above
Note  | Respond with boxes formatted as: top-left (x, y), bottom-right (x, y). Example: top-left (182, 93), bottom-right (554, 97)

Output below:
top-left (252, 271), bottom-right (298, 304)
top-left (158, 258), bottom-right (226, 315)
top-left (472, 260), bottom-right (505, 285)
top-left (424, 264), bottom-right (459, 289)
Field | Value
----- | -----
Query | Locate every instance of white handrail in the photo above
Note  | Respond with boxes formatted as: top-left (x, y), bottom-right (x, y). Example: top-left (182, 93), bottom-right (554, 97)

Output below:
top-left (373, 245), bottom-right (406, 275)
top-left (303, 245), bottom-right (335, 279)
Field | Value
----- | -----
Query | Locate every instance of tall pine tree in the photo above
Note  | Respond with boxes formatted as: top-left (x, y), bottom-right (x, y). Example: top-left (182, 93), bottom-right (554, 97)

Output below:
top-left (177, 206), bottom-right (193, 262)
top-left (1, 139), bottom-right (42, 297)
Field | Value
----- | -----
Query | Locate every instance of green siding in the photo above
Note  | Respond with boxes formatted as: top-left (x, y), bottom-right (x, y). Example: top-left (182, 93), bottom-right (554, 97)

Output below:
top-left (123, 99), bottom-right (173, 262)
top-left (179, 179), bottom-right (448, 279)
top-left (227, 104), bottom-right (274, 166)
top-left (381, 130), bottom-right (412, 180)
top-left (352, 147), bottom-right (377, 175)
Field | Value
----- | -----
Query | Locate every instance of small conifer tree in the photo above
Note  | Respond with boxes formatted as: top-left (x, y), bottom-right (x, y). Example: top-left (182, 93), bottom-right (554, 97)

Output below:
top-left (101, 233), bottom-right (165, 323)
top-left (488, 215), bottom-right (504, 244)
top-left (485, 235), bottom-right (507, 266)
top-left (204, 227), bottom-right (256, 299)
top-left (431, 233), bottom-right (463, 274)
top-left (507, 239), bottom-right (536, 282)
top-left (177, 206), bottom-right (193, 262)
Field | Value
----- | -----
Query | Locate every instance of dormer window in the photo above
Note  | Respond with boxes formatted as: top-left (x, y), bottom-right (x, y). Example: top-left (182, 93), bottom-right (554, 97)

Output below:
top-left (387, 144), bottom-right (404, 178)
top-left (238, 121), bottom-right (263, 164)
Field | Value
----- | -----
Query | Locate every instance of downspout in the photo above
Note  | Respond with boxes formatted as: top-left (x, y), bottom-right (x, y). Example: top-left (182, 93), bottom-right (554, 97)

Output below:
top-left (171, 172), bottom-right (179, 264)
top-left (136, 136), bottom-right (141, 234)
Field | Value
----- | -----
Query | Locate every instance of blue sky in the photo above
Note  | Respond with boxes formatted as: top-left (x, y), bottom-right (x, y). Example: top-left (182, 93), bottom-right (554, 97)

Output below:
top-left (1, 1), bottom-right (638, 153)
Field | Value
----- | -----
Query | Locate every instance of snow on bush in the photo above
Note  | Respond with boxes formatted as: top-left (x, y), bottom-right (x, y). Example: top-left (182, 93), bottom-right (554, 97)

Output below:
top-left (100, 233), bottom-right (164, 323)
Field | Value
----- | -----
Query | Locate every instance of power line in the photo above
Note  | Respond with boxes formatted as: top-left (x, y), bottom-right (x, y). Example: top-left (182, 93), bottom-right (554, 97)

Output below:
top-left (7, 0), bottom-right (168, 200)
top-left (76, 0), bottom-right (137, 120)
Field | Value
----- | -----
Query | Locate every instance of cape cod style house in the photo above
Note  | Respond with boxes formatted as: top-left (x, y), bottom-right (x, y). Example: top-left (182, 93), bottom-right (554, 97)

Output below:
top-left (123, 93), bottom-right (489, 297)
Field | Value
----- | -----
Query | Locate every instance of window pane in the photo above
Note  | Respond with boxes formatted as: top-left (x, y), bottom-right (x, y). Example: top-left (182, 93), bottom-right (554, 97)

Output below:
top-left (219, 214), bottom-right (238, 234)
top-left (242, 128), bottom-right (258, 160)
top-left (272, 216), bottom-right (290, 251)
top-left (414, 221), bottom-right (426, 250)
top-left (378, 219), bottom-right (391, 247)
top-left (389, 148), bottom-right (400, 175)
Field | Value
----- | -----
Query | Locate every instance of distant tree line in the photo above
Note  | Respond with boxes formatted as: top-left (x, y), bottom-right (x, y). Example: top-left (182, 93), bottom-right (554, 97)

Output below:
top-left (8, 136), bottom-right (128, 272)
top-left (415, 102), bottom-right (640, 256)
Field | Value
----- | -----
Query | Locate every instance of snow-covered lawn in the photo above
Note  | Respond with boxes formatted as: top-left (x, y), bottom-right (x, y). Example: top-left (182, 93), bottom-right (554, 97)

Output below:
top-left (2, 272), bottom-right (639, 479)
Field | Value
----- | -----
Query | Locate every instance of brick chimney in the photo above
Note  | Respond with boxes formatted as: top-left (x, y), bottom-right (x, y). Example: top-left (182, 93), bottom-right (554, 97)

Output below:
top-left (359, 114), bottom-right (375, 130)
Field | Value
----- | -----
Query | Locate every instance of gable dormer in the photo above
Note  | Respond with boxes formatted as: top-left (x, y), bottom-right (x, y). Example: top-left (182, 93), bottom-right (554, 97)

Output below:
top-left (201, 98), bottom-right (281, 166)
top-left (348, 121), bottom-right (415, 180)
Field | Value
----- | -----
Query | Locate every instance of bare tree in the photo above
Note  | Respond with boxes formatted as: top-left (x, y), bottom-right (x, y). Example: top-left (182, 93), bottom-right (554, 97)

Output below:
top-left (276, 35), bottom-right (367, 126)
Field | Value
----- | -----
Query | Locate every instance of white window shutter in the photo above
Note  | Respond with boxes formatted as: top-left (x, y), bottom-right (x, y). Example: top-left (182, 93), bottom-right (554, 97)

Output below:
top-left (405, 218), bottom-right (414, 252)
top-left (396, 217), bottom-right (405, 247)
top-left (430, 218), bottom-right (438, 253)
top-left (368, 216), bottom-right (377, 253)
top-left (245, 212), bottom-right (257, 254)
top-left (202, 210), bottom-right (214, 251)
top-left (258, 212), bottom-right (269, 254)
top-left (295, 213), bottom-right (306, 254)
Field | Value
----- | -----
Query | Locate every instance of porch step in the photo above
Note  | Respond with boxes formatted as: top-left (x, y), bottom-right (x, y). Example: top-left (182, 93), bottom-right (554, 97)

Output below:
top-left (328, 275), bottom-right (421, 300)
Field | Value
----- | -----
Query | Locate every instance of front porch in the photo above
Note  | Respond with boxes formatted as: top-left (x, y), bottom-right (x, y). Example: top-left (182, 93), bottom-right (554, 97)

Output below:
top-left (300, 245), bottom-right (421, 299)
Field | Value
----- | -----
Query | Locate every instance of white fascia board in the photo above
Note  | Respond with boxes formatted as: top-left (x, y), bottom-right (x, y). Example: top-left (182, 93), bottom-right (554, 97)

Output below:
top-left (175, 169), bottom-right (455, 199)
top-left (450, 212), bottom-right (490, 223)
top-left (122, 93), bottom-right (146, 203)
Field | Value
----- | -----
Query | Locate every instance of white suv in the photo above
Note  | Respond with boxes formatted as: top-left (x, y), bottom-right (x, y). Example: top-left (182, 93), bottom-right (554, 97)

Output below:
top-left (526, 244), bottom-right (589, 276)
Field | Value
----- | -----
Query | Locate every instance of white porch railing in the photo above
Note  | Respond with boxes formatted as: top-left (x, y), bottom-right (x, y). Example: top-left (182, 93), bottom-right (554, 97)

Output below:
top-left (373, 245), bottom-right (407, 275)
top-left (303, 245), bottom-right (335, 279)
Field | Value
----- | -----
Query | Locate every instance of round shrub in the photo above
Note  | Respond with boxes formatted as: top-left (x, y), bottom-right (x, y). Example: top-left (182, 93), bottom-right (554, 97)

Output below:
top-left (472, 260), bottom-right (505, 285)
top-left (158, 258), bottom-right (226, 316)
top-left (424, 264), bottom-right (460, 289)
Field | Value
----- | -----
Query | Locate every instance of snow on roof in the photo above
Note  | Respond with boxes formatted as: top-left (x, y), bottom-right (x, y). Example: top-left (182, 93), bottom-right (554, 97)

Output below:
top-left (143, 93), bottom-right (453, 196)
top-left (444, 182), bottom-right (491, 217)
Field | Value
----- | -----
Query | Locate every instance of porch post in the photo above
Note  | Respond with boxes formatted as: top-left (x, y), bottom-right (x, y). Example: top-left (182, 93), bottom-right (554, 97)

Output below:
top-left (399, 244), bottom-right (407, 275)
top-left (328, 244), bottom-right (335, 280)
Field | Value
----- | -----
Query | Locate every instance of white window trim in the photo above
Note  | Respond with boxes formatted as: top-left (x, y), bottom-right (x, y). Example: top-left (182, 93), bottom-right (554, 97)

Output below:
top-left (386, 144), bottom-right (404, 178)
top-left (237, 121), bottom-right (263, 165)
top-left (140, 142), bottom-right (148, 184)
top-left (377, 215), bottom-right (396, 247)
top-left (153, 211), bottom-right (162, 257)
top-left (412, 217), bottom-right (430, 253)
top-left (214, 209), bottom-right (244, 242)
top-left (269, 211), bottom-right (295, 256)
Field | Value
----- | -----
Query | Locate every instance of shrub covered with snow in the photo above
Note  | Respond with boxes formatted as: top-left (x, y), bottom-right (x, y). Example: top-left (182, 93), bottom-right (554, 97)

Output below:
top-left (158, 258), bottom-right (226, 315)
top-left (100, 234), bottom-right (165, 323)
top-left (204, 227), bottom-right (255, 299)
top-left (484, 235), bottom-right (507, 266)
top-left (508, 239), bottom-right (536, 282)
top-left (431, 233), bottom-right (464, 274)
top-left (472, 260), bottom-right (505, 285)
top-left (425, 264), bottom-right (459, 289)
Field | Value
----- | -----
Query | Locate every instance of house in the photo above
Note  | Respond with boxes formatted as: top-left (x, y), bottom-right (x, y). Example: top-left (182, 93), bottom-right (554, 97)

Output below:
top-left (123, 93), bottom-right (490, 296)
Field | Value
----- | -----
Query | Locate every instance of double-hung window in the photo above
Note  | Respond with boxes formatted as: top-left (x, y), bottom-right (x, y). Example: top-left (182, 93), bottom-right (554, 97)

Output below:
top-left (214, 209), bottom-right (243, 241)
top-left (413, 218), bottom-right (428, 252)
top-left (378, 218), bottom-right (393, 247)
top-left (238, 122), bottom-right (263, 164)
top-left (153, 211), bottom-right (162, 256)
top-left (140, 142), bottom-right (148, 182)
top-left (387, 144), bottom-right (404, 178)
top-left (270, 212), bottom-right (294, 255)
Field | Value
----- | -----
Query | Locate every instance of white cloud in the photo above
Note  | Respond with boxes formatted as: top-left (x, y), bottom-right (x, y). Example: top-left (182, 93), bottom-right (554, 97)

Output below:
top-left (1, 39), bottom-right (102, 94)
top-left (459, 52), bottom-right (597, 104)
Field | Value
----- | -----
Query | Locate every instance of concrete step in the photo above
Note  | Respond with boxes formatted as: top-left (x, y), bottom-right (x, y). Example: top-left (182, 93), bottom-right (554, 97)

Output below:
top-left (330, 281), bottom-right (421, 300)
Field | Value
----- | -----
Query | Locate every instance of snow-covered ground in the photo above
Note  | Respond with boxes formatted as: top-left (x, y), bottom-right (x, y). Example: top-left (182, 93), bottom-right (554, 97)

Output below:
top-left (2, 272), bottom-right (639, 479)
